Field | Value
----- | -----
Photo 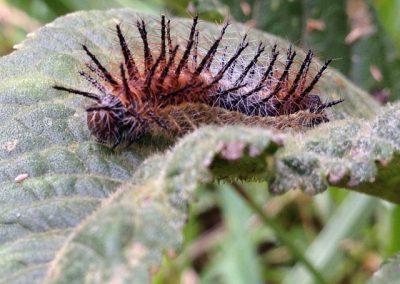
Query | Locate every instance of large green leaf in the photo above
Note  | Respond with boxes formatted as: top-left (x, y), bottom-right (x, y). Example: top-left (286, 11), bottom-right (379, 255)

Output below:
top-left (272, 104), bottom-right (400, 202)
top-left (0, 8), bottom-right (398, 283)
top-left (43, 126), bottom-right (281, 283)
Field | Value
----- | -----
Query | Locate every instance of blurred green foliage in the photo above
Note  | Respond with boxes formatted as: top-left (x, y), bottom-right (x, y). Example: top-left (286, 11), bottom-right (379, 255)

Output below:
top-left (373, 0), bottom-right (400, 51)
top-left (6, 0), bottom-right (162, 21)
top-left (0, 0), bottom-right (399, 283)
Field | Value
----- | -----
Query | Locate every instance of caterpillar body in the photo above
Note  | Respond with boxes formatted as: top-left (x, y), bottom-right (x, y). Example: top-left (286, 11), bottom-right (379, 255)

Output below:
top-left (53, 15), bottom-right (343, 148)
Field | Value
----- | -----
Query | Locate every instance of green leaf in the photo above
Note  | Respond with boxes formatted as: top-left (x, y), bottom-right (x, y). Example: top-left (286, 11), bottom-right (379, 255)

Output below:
top-left (368, 253), bottom-right (400, 284)
top-left (43, 126), bottom-right (282, 283)
top-left (272, 103), bottom-right (400, 202)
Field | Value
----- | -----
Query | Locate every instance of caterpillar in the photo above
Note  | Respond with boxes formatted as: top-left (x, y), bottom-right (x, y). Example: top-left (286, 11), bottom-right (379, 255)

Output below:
top-left (53, 15), bottom-right (343, 148)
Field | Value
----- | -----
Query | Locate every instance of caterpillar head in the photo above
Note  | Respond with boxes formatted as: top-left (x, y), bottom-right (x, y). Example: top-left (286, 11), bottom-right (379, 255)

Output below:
top-left (87, 95), bottom-right (147, 148)
top-left (85, 95), bottom-right (124, 146)
top-left (53, 86), bottom-right (146, 148)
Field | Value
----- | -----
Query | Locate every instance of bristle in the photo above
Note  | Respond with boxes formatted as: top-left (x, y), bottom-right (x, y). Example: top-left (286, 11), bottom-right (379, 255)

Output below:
top-left (53, 85), bottom-right (100, 101)
top-left (206, 24), bottom-right (233, 71)
top-left (79, 71), bottom-right (109, 96)
top-left (116, 24), bottom-right (139, 80)
top-left (298, 50), bottom-right (314, 93)
top-left (86, 105), bottom-right (113, 112)
top-left (244, 47), bottom-right (279, 97)
top-left (136, 20), bottom-right (153, 71)
top-left (271, 43), bottom-right (277, 54)
top-left (220, 46), bottom-right (228, 68)
top-left (145, 52), bottom-right (163, 89)
top-left (166, 19), bottom-right (173, 57)
top-left (160, 15), bottom-right (167, 65)
top-left (86, 63), bottom-right (107, 81)
top-left (275, 50), bottom-right (314, 112)
top-left (234, 42), bottom-right (265, 86)
top-left (193, 30), bottom-right (199, 68)
top-left (288, 49), bottom-right (313, 96)
top-left (194, 21), bottom-right (229, 76)
top-left (316, 99), bottom-right (344, 113)
top-left (119, 64), bottom-right (135, 107)
top-left (175, 15), bottom-right (198, 76)
top-left (82, 45), bottom-right (118, 86)
top-left (217, 83), bottom-right (248, 97)
top-left (220, 34), bottom-right (247, 79)
top-left (299, 59), bottom-right (332, 99)
top-left (209, 38), bottom-right (249, 87)
top-left (263, 48), bottom-right (296, 102)
top-left (158, 45), bottom-right (179, 86)
top-left (259, 45), bottom-right (279, 86)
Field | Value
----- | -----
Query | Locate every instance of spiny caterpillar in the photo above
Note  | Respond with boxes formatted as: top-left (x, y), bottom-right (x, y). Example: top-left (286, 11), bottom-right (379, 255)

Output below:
top-left (53, 15), bottom-right (343, 148)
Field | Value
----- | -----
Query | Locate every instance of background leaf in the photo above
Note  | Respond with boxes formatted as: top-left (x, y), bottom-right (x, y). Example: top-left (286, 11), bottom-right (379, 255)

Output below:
top-left (201, 184), bottom-right (262, 284)
top-left (284, 193), bottom-right (377, 284)
top-left (217, 0), bottom-right (400, 101)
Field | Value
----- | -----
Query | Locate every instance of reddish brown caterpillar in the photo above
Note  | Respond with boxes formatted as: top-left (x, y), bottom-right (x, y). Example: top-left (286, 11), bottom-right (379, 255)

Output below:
top-left (53, 15), bottom-right (343, 148)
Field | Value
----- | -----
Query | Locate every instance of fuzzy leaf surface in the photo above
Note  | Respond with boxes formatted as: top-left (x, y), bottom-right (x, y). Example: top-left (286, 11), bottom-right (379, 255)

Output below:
top-left (43, 125), bottom-right (282, 283)
top-left (272, 103), bottom-right (400, 202)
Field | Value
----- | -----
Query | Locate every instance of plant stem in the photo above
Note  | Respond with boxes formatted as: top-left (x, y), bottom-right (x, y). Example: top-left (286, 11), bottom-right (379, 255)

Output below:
top-left (230, 181), bottom-right (328, 284)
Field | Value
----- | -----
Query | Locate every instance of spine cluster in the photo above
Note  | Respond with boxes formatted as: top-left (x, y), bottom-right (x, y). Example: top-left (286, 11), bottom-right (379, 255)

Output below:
top-left (54, 15), bottom-right (343, 148)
